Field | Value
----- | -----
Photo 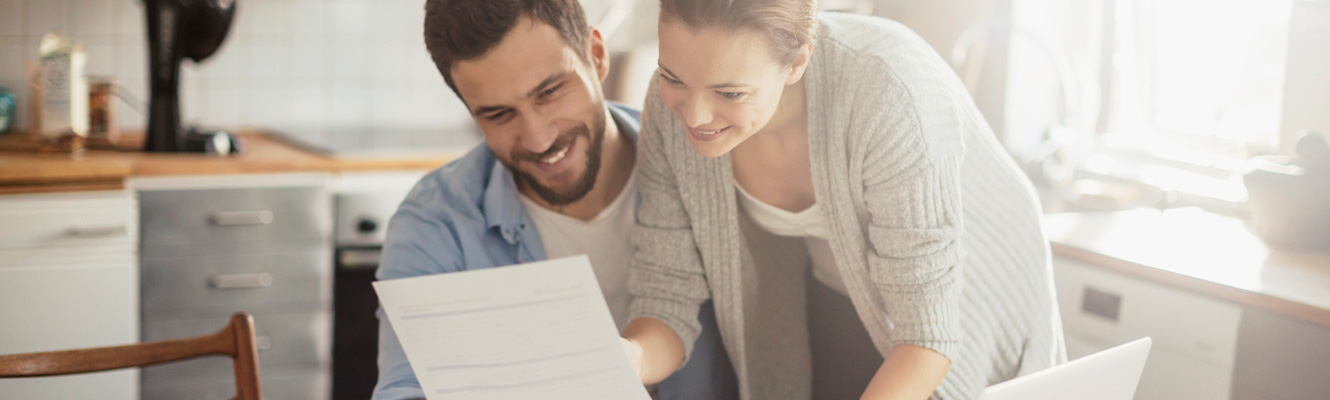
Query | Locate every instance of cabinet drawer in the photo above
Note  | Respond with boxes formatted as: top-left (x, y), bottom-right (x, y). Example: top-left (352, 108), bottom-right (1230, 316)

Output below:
top-left (1054, 256), bottom-right (1242, 368)
top-left (143, 370), bottom-right (328, 400)
top-left (139, 187), bottom-right (330, 248)
top-left (141, 250), bottom-right (331, 315)
top-left (141, 310), bottom-right (330, 384)
top-left (0, 191), bottom-right (136, 252)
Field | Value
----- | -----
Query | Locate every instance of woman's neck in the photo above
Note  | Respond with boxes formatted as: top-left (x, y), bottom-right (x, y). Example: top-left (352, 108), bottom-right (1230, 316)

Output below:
top-left (765, 78), bottom-right (808, 140)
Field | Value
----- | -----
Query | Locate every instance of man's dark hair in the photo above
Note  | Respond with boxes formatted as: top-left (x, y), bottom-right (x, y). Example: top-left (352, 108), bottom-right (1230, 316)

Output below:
top-left (423, 0), bottom-right (592, 98)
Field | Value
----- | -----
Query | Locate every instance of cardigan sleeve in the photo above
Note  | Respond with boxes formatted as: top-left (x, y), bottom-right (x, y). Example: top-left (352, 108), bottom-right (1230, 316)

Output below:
top-left (626, 78), bottom-right (713, 364)
top-left (854, 58), bottom-right (969, 362)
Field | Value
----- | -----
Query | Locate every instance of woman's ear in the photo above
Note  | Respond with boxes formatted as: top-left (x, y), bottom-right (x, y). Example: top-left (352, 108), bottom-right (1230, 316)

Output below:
top-left (785, 43), bottom-right (813, 85)
top-left (589, 27), bottom-right (611, 82)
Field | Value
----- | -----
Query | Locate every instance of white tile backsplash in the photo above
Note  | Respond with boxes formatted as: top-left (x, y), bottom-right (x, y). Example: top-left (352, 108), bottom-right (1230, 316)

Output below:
top-left (70, 0), bottom-right (113, 35)
top-left (0, 0), bottom-right (481, 146)
top-left (25, 0), bottom-right (68, 36)
top-left (0, 0), bottom-right (25, 36)
top-left (248, 43), bottom-right (284, 78)
top-left (238, 2), bottom-right (286, 37)
top-left (114, 38), bottom-right (145, 81)
top-left (287, 1), bottom-right (328, 42)
top-left (0, 38), bottom-right (25, 83)
top-left (78, 35), bottom-right (116, 76)
top-left (327, 37), bottom-right (368, 78)
top-left (329, 2), bottom-right (370, 36)
top-left (112, 0), bottom-right (142, 37)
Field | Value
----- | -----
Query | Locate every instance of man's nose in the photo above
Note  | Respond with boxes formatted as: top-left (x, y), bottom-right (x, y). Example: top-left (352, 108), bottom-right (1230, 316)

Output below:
top-left (518, 109), bottom-right (559, 153)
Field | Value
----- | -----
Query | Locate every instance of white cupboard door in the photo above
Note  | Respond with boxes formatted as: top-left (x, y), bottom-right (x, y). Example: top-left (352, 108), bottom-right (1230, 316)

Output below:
top-left (0, 260), bottom-right (139, 400)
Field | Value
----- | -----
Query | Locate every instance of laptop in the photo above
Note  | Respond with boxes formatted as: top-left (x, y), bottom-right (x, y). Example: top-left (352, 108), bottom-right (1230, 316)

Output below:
top-left (976, 337), bottom-right (1152, 400)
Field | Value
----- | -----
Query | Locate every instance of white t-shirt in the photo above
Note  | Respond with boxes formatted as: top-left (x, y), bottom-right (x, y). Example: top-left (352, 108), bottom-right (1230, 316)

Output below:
top-left (734, 180), bottom-right (849, 296)
top-left (518, 172), bottom-right (638, 331)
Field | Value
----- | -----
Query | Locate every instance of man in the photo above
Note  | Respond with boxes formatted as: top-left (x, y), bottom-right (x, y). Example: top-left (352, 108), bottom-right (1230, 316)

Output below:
top-left (371, 1), bottom-right (736, 399)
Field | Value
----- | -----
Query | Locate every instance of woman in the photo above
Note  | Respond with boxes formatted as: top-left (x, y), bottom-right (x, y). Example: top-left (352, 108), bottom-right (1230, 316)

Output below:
top-left (619, 0), bottom-right (1066, 399)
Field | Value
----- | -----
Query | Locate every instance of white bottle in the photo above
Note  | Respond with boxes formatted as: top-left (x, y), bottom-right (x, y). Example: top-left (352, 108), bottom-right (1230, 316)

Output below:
top-left (36, 34), bottom-right (88, 151)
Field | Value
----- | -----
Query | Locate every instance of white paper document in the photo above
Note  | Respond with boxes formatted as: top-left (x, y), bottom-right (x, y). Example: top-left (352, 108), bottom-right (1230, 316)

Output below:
top-left (372, 255), bottom-right (650, 400)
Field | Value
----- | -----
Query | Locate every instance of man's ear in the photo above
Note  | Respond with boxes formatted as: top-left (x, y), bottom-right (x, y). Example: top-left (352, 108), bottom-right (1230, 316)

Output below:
top-left (785, 43), bottom-right (813, 85)
top-left (589, 26), bottom-right (611, 82)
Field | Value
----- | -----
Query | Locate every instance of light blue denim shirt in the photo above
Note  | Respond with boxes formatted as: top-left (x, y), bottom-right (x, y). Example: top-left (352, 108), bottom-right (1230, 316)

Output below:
top-left (372, 104), bottom-right (737, 400)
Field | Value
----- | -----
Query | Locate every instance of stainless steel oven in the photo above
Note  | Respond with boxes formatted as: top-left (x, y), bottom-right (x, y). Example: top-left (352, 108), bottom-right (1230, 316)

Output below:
top-left (332, 172), bottom-right (428, 400)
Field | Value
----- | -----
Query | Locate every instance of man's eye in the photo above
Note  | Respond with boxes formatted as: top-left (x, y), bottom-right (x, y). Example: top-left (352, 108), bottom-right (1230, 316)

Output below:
top-left (719, 91), bottom-right (745, 99)
top-left (540, 84), bottom-right (563, 98)
top-left (484, 110), bottom-right (511, 121)
top-left (660, 74), bottom-right (682, 85)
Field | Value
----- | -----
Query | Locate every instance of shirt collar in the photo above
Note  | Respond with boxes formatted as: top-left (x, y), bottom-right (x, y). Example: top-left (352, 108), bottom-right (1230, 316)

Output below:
top-left (482, 160), bottom-right (525, 243)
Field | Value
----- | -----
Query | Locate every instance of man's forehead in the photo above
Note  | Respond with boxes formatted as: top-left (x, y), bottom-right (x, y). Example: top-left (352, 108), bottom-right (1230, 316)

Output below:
top-left (451, 18), bottom-right (583, 108)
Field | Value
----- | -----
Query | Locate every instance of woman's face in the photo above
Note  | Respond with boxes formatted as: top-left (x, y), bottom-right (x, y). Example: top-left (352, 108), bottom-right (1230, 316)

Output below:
top-left (656, 20), bottom-right (805, 158)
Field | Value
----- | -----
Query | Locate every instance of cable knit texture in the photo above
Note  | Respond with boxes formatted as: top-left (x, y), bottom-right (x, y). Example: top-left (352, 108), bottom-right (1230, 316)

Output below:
top-left (628, 13), bottom-right (1066, 400)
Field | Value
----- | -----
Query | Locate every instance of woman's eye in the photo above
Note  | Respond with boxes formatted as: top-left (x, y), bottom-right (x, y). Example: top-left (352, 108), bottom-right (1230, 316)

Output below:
top-left (719, 91), bottom-right (745, 99)
top-left (660, 74), bottom-right (682, 85)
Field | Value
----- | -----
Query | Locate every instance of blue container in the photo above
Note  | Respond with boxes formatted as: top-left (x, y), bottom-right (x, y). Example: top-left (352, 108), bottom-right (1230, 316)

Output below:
top-left (0, 87), bottom-right (15, 135)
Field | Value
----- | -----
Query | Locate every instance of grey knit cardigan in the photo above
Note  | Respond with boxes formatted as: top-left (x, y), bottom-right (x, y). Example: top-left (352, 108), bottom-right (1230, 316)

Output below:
top-left (627, 13), bottom-right (1066, 400)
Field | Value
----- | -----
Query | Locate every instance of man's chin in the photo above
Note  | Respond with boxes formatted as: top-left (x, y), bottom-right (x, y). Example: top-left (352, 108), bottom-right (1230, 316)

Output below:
top-left (519, 173), bottom-right (594, 206)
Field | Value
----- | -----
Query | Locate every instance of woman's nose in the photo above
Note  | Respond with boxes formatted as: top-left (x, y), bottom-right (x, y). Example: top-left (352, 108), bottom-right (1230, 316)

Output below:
top-left (678, 96), bottom-right (713, 128)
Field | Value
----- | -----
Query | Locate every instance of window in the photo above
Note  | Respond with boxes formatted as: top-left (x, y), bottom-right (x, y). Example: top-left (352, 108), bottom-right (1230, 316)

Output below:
top-left (1105, 0), bottom-right (1292, 159)
top-left (1004, 0), bottom-right (1299, 209)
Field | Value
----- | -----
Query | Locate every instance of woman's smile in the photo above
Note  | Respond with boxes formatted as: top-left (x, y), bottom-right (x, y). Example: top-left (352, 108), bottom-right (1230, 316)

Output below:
top-left (689, 126), bottom-right (731, 142)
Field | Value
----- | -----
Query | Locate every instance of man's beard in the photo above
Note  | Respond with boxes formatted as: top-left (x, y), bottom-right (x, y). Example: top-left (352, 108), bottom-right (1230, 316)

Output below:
top-left (504, 107), bottom-right (606, 206)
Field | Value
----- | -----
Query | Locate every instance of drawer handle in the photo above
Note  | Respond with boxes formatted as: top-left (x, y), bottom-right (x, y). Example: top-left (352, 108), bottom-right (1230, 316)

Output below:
top-left (209, 210), bottom-right (274, 226)
top-left (67, 224), bottom-right (130, 238)
top-left (338, 249), bottom-right (381, 270)
top-left (1082, 286), bottom-right (1122, 322)
top-left (209, 273), bottom-right (274, 290)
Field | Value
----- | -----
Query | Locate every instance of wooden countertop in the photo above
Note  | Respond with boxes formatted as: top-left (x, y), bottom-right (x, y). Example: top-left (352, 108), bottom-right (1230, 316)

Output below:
top-left (1044, 207), bottom-right (1330, 329)
top-left (0, 130), bottom-right (462, 193)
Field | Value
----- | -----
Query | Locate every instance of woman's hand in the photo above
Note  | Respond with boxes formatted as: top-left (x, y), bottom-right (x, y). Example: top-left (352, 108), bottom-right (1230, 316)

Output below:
top-left (859, 344), bottom-right (952, 400)
top-left (621, 317), bottom-right (686, 385)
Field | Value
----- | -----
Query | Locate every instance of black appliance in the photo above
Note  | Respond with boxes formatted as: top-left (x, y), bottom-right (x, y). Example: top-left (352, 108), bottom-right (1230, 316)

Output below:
top-left (332, 175), bottom-right (428, 400)
top-left (142, 0), bottom-right (237, 152)
top-left (334, 246), bottom-right (382, 400)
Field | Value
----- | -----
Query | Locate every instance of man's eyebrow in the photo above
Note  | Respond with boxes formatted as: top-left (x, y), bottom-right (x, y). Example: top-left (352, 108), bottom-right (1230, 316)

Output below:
top-left (472, 104), bottom-right (508, 116)
top-left (527, 72), bottom-right (566, 97)
top-left (657, 63), bottom-right (748, 89)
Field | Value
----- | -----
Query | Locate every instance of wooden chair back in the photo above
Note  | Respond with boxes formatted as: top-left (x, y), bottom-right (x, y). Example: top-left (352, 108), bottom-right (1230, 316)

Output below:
top-left (0, 312), bottom-right (262, 400)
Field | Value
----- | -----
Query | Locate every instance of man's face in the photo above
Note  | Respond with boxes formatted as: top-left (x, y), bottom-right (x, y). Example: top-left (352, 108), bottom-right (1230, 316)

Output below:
top-left (452, 17), bottom-right (610, 206)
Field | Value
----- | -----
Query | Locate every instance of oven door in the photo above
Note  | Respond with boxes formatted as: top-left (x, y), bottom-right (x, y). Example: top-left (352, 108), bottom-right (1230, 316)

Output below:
top-left (333, 247), bottom-right (382, 400)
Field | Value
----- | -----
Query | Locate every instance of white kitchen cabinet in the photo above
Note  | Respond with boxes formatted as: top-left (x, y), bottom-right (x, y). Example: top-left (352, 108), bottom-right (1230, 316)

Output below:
top-left (1054, 255), bottom-right (1243, 400)
top-left (0, 190), bottom-right (139, 400)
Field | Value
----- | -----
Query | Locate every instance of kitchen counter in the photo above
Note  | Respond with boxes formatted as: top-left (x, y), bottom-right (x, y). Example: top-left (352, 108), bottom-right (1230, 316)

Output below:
top-left (0, 130), bottom-right (463, 194)
top-left (1044, 207), bottom-right (1330, 330)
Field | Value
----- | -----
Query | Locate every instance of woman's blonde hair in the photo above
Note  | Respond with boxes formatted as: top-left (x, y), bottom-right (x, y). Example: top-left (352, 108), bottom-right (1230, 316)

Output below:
top-left (660, 0), bottom-right (818, 66)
